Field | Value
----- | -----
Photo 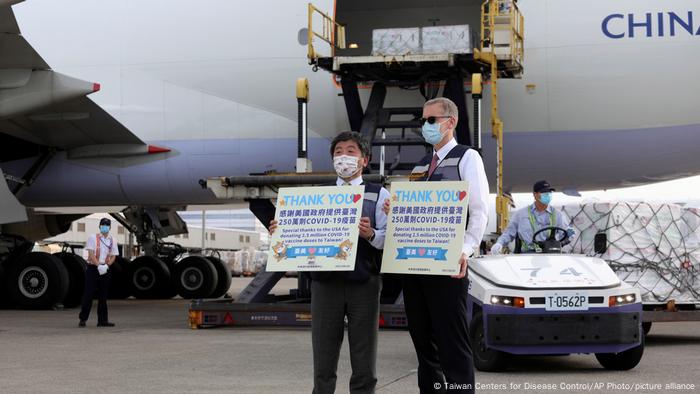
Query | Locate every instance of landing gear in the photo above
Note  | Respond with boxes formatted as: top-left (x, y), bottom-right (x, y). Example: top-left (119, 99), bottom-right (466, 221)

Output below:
top-left (128, 255), bottom-right (171, 299)
top-left (0, 261), bottom-right (10, 308)
top-left (53, 252), bottom-right (87, 308)
top-left (108, 256), bottom-right (132, 299)
top-left (113, 207), bottom-right (233, 300)
top-left (206, 256), bottom-right (231, 299)
top-left (173, 255), bottom-right (218, 299)
top-left (6, 252), bottom-right (69, 309)
top-left (115, 207), bottom-right (183, 299)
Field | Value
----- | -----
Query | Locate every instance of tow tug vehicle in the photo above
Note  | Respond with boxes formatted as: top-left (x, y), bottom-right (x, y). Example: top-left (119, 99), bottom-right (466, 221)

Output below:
top-left (468, 226), bottom-right (644, 371)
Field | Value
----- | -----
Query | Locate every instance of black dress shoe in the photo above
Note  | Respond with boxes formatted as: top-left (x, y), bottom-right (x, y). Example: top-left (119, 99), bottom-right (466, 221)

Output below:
top-left (96, 322), bottom-right (115, 327)
top-left (78, 320), bottom-right (86, 327)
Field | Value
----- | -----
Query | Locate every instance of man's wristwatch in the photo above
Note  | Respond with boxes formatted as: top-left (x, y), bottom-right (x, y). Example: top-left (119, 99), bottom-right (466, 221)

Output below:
top-left (368, 230), bottom-right (376, 242)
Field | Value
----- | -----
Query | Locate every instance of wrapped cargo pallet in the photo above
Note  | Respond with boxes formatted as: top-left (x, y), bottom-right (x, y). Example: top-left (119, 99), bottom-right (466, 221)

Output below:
top-left (371, 25), bottom-right (474, 56)
top-left (558, 201), bottom-right (700, 304)
top-left (220, 251), bottom-right (241, 277)
top-left (371, 27), bottom-right (420, 56)
top-left (235, 248), bottom-right (253, 276)
top-left (681, 206), bottom-right (700, 251)
top-left (421, 25), bottom-right (472, 54)
top-left (252, 250), bottom-right (268, 274)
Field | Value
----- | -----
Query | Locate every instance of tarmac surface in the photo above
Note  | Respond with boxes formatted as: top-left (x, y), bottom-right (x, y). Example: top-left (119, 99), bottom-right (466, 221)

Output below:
top-left (0, 278), bottom-right (699, 394)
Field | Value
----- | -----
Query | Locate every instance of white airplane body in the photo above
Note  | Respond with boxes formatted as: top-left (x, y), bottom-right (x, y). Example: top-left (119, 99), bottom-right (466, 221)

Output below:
top-left (2, 0), bottom-right (700, 309)
top-left (1, 0), bottom-right (699, 207)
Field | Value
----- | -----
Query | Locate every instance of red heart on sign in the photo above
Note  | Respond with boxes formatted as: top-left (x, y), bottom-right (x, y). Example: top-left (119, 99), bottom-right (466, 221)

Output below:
top-left (459, 191), bottom-right (467, 201)
top-left (418, 248), bottom-right (426, 256)
top-left (308, 248), bottom-right (316, 255)
top-left (353, 194), bottom-right (362, 203)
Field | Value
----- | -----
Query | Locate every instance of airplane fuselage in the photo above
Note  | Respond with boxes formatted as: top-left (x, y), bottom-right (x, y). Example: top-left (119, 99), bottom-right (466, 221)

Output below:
top-left (3, 0), bottom-right (700, 207)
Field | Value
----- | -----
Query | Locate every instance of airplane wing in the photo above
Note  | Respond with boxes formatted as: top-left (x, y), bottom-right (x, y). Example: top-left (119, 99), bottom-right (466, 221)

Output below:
top-left (0, 1), bottom-right (170, 225)
top-left (0, 0), bottom-right (163, 158)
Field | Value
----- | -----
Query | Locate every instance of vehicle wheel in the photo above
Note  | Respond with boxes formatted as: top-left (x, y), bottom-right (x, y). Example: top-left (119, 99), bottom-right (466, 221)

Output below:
top-left (7, 252), bottom-right (69, 309)
top-left (173, 256), bottom-right (218, 299)
top-left (128, 256), bottom-right (171, 299)
top-left (595, 337), bottom-right (644, 370)
top-left (207, 256), bottom-right (231, 299)
top-left (642, 322), bottom-right (652, 336)
top-left (108, 257), bottom-right (132, 299)
top-left (470, 311), bottom-right (511, 372)
top-left (53, 252), bottom-right (87, 308)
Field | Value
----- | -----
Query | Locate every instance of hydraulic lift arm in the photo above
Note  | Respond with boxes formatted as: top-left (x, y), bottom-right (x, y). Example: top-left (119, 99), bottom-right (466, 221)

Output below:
top-left (474, 0), bottom-right (524, 233)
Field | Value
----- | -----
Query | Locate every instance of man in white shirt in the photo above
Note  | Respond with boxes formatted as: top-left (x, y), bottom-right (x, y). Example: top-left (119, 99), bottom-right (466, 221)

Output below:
top-left (79, 218), bottom-right (119, 327)
top-left (386, 97), bottom-right (489, 393)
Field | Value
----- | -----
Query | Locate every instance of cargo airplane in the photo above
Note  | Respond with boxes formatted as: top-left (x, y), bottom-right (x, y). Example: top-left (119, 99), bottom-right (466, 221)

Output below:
top-left (1, 0), bottom-right (698, 308)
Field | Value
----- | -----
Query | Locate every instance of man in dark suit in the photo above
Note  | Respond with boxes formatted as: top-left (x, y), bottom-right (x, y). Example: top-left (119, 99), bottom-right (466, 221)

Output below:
top-left (385, 98), bottom-right (490, 393)
top-left (270, 132), bottom-right (390, 393)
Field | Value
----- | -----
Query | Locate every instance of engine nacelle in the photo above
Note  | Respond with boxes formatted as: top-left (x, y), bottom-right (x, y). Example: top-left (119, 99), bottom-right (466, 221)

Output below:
top-left (1, 211), bottom-right (84, 241)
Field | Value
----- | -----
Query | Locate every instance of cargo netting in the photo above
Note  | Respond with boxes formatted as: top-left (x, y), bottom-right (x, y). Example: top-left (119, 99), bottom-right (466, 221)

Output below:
top-left (558, 202), bottom-right (700, 304)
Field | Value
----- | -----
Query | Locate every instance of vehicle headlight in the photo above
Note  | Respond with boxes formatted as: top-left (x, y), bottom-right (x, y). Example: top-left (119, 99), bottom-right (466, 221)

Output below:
top-left (609, 293), bottom-right (636, 307)
top-left (490, 295), bottom-right (525, 308)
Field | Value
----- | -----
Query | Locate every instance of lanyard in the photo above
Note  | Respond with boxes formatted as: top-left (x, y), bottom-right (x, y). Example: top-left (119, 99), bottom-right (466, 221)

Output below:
top-left (100, 236), bottom-right (113, 249)
top-left (95, 234), bottom-right (112, 258)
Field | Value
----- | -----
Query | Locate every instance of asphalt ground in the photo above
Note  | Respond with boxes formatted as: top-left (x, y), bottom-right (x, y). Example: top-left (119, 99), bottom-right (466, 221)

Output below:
top-left (0, 278), bottom-right (698, 394)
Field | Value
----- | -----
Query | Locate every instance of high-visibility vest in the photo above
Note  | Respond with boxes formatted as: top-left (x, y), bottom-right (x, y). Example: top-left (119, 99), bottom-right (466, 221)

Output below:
top-left (95, 233), bottom-right (113, 263)
top-left (521, 206), bottom-right (556, 251)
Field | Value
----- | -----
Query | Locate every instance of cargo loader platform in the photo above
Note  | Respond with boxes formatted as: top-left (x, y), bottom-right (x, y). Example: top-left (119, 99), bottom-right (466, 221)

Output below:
top-left (189, 0), bottom-right (525, 329)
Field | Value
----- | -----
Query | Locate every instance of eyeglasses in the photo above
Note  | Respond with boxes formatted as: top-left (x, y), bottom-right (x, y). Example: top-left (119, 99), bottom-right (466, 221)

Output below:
top-left (419, 116), bottom-right (451, 126)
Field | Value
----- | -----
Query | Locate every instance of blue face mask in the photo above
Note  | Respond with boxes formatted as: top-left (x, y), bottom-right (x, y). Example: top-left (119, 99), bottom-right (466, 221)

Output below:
top-left (539, 192), bottom-right (552, 205)
top-left (99, 225), bottom-right (110, 234)
top-left (421, 121), bottom-right (446, 146)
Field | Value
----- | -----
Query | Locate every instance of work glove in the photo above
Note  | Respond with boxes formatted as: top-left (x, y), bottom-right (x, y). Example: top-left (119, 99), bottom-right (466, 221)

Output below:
top-left (490, 243), bottom-right (503, 255)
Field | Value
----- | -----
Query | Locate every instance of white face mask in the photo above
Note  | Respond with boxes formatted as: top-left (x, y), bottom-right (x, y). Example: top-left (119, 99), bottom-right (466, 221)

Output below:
top-left (333, 155), bottom-right (360, 179)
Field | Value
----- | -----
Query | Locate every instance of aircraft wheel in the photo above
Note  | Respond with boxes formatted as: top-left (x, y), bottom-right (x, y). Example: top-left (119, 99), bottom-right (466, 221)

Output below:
top-left (53, 252), bottom-right (87, 308)
top-left (174, 256), bottom-right (218, 299)
top-left (206, 256), bottom-right (231, 299)
top-left (108, 257), bottom-right (132, 299)
top-left (0, 262), bottom-right (12, 308)
top-left (128, 256), bottom-right (171, 299)
top-left (7, 252), bottom-right (69, 309)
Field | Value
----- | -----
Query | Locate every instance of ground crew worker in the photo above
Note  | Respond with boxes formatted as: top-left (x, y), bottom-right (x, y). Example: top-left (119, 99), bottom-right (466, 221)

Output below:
top-left (384, 97), bottom-right (489, 393)
top-left (270, 131), bottom-right (390, 394)
top-left (79, 218), bottom-right (118, 327)
top-left (490, 180), bottom-right (573, 254)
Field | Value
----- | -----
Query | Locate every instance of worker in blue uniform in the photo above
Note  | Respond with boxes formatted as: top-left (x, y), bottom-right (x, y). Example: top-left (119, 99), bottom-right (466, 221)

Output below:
top-left (491, 180), bottom-right (573, 254)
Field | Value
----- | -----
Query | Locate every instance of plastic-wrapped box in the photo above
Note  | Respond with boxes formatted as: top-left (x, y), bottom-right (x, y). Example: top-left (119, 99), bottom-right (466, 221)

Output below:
top-left (372, 27), bottom-right (420, 56)
top-left (221, 251), bottom-right (241, 276)
top-left (421, 25), bottom-right (472, 54)
top-left (558, 201), bottom-right (700, 304)
top-left (681, 206), bottom-right (700, 250)
top-left (252, 251), bottom-right (268, 273)
top-left (235, 249), bottom-right (252, 274)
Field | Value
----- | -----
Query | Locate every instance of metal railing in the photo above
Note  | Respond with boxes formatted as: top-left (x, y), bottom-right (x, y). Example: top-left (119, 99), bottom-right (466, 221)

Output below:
top-left (480, 0), bottom-right (524, 72)
top-left (307, 3), bottom-right (346, 61)
top-left (476, 0), bottom-right (525, 232)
